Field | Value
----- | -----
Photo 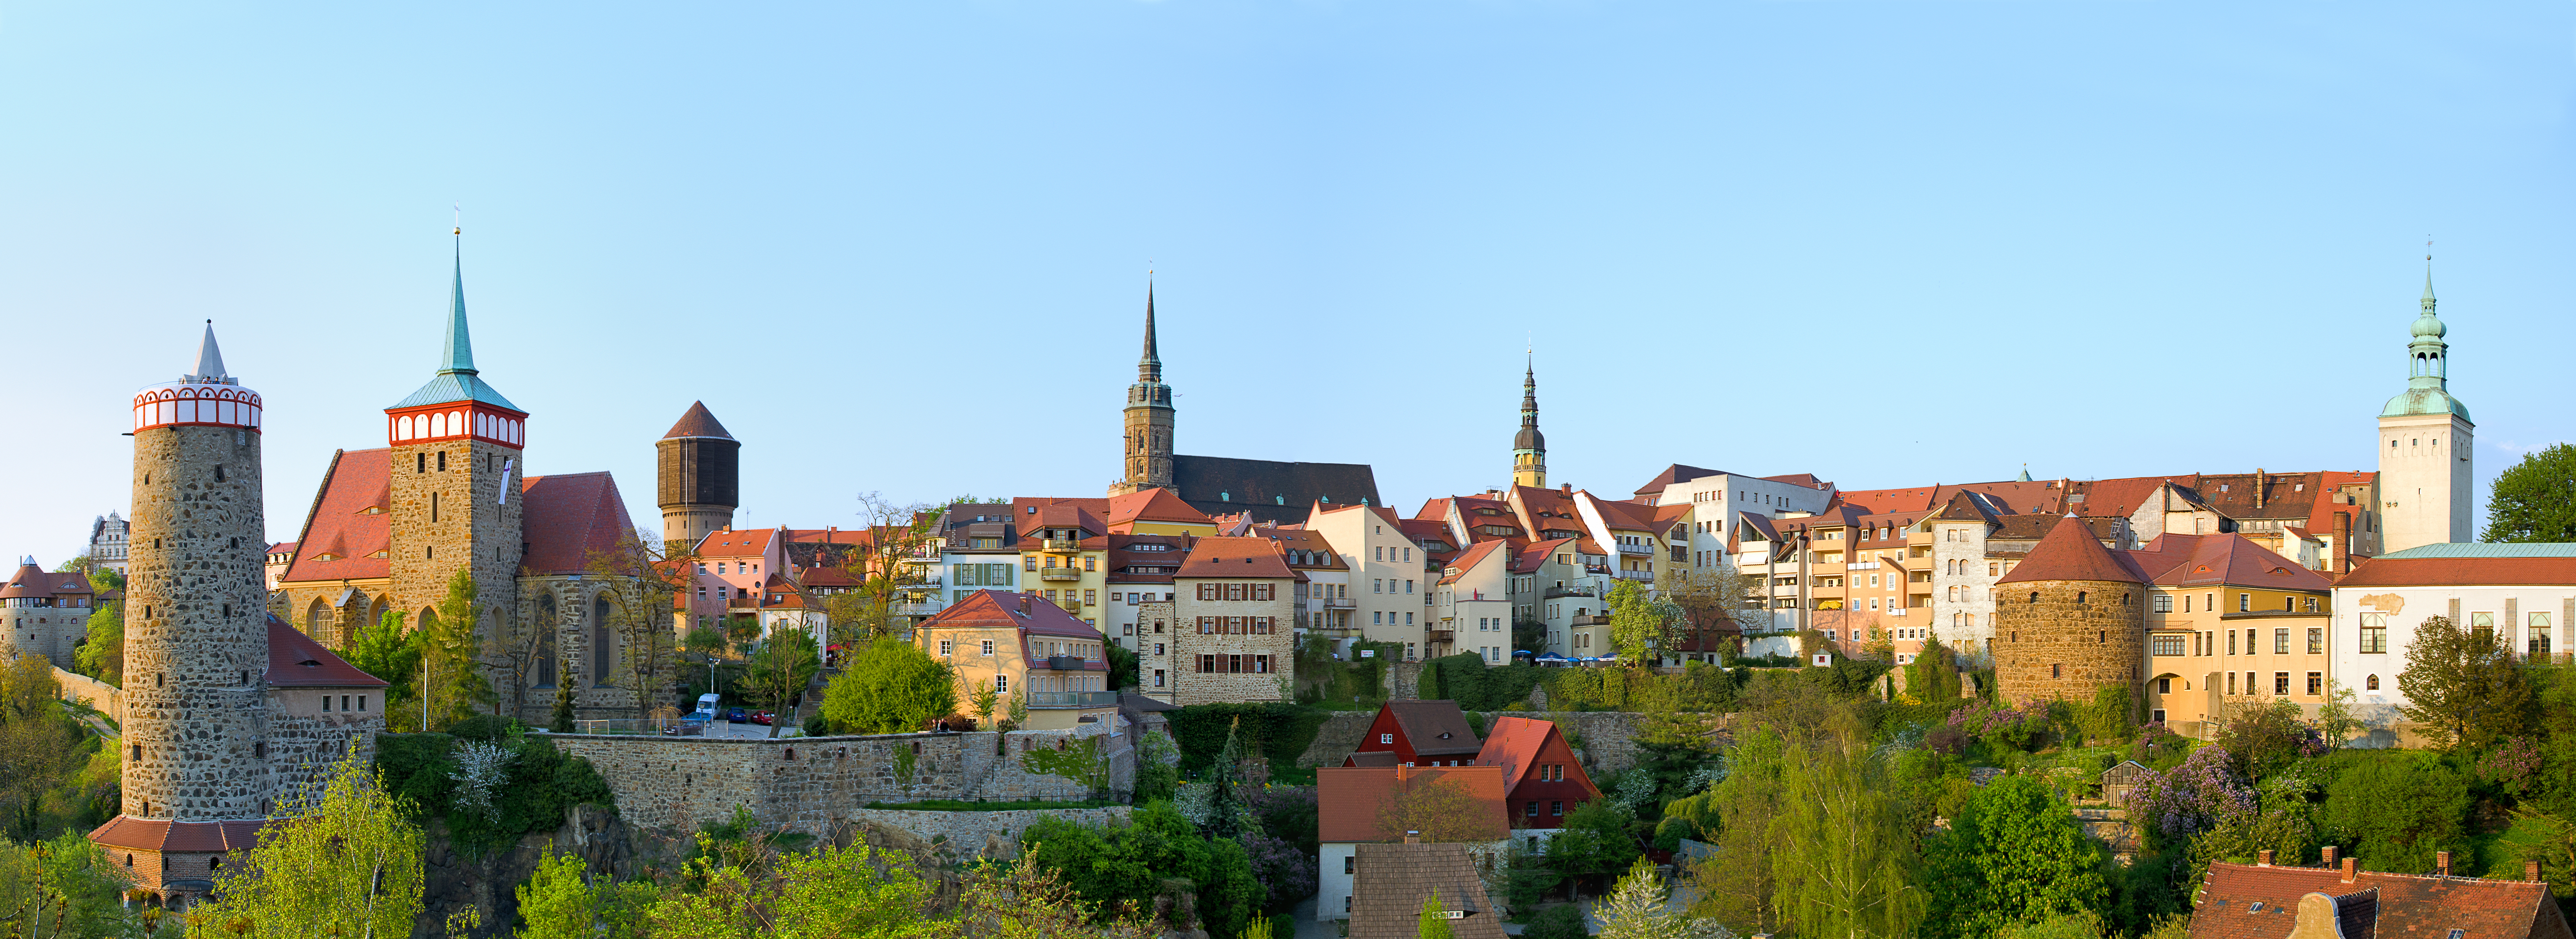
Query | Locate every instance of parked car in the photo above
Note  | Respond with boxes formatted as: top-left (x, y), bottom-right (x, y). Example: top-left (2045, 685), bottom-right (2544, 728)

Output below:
top-left (725, 707), bottom-right (748, 723)
top-left (749, 710), bottom-right (775, 726)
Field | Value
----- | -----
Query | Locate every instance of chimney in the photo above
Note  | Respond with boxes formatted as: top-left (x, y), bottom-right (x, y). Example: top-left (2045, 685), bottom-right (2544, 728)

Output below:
top-left (1562, 484), bottom-right (1572, 494)
top-left (2321, 845), bottom-right (2338, 867)
top-left (2254, 469), bottom-right (2267, 510)
top-left (2333, 511), bottom-right (2351, 572)
top-left (1017, 595), bottom-right (1032, 614)
top-left (2257, 849), bottom-right (2274, 867)
top-left (2437, 851), bottom-right (2452, 877)
top-left (2340, 857), bottom-right (2357, 883)
top-left (2530, 859), bottom-right (2544, 882)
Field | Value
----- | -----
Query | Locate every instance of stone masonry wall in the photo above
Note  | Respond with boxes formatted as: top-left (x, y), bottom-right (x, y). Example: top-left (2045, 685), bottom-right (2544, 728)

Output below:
top-left (1993, 579), bottom-right (2145, 705)
top-left (53, 666), bottom-right (122, 724)
top-left (1169, 579), bottom-right (1295, 705)
top-left (387, 439), bottom-right (521, 657)
top-left (124, 422), bottom-right (272, 821)
top-left (553, 722), bottom-right (1131, 836)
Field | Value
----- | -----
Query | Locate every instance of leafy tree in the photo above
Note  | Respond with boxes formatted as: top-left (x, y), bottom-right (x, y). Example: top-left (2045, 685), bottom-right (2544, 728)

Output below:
top-left (1905, 634), bottom-right (1962, 703)
top-left (954, 852), bottom-right (1160, 939)
top-left (1133, 728), bottom-right (1181, 803)
top-left (1606, 579), bottom-right (1687, 664)
top-left (587, 534), bottom-right (686, 717)
top-left (73, 599), bottom-right (122, 686)
top-left (821, 638), bottom-right (954, 734)
top-left (739, 630), bottom-right (820, 738)
top-left (421, 569), bottom-right (498, 730)
top-left (1596, 858), bottom-right (1730, 939)
top-left (643, 835), bottom-right (940, 939)
top-left (2316, 678), bottom-right (2361, 749)
top-left (1547, 800), bottom-right (1643, 899)
top-left (1022, 801), bottom-right (1214, 928)
top-left (965, 677), bottom-right (999, 729)
top-left (1022, 735), bottom-right (1112, 800)
top-left (188, 747), bottom-right (425, 939)
top-left (0, 831), bottom-right (150, 939)
top-left (2482, 443), bottom-right (2576, 542)
top-left (517, 847), bottom-right (609, 939)
top-left (1418, 889), bottom-right (1454, 939)
top-left (0, 653), bottom-right (61, 722)
top-left (0, 709), bottom-right (87, 840)
top-left (1525, 905), bottom-right (1589, 939)
top-left (2213, 699), bottom-right (2319, 780)
top-left (1199, 836), bottom-right (1264, 939)
top-left (1922, 775), bottom-right (2105, 939)
top-left (347, 609), bottom-right (422, 700)
top-left (2317, 750), bottom-right (2472, 874)
top-left (1374, 774), bottom-right (1493, 844)
top-left (2396, 614), bottom-right (2532, 749)
top-left (1688, 727), bottom-right (1785, 934)
top-left (1772, 732), bottom-right (1920, 939)
top-left (1659, 562), bottom-right (1764, 661)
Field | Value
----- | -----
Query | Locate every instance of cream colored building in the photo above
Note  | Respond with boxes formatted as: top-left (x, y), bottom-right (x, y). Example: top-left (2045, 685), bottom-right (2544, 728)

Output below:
top-left (917, 589), bottom-right (1116, 730)
top-left (1151, 536), bottom-right (1296, 705)
top-left (1304, 503), bottom-right (1433, 659)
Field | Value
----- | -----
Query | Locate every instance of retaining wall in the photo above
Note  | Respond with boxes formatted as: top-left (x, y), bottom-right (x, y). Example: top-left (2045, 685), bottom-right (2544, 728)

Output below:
top-left (54, 666), bottom-right (122, 724)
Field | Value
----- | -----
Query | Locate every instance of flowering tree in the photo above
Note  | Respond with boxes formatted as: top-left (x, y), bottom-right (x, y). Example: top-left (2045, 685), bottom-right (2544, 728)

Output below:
top-left (2126, 746), bottom-right (2254, 852)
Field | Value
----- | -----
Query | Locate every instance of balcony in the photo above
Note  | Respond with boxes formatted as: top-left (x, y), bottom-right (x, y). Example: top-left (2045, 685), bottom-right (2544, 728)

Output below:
top-left (1039, 567), bottom-right (1083, 582)
top-left (1427, 630), bottom-right (1455, 643)
top-left (1669, 547), bottom-right (1687, 563)
top-left (1618, 543), bottom-right (1654, 556)
top-left (1042, 538), bottom-right (1083, 553)
top-left (1026, 690), bottom-right (1119, 709)
top-left (1569, 614), bottom-right (1610, 627)
top-left (1544, 585), bottom-right (1596, 599)
top-left (1615, 570), bottom-right (1655, 582)
top-left (1040, 655), bottom-right (1100, 671)
top-left (1056, 599), bottom-right (1082, 612)
top-left (1322, 597), bottom-right (1357, 610)
top-left (891, 602), bottom-right (942, 618)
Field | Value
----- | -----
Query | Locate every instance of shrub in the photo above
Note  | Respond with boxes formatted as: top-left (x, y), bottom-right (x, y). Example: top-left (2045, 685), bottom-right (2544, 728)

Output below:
top-left (1524, 904), bottom-right (1588, 939)
top-left (372, 731), bottom-right (615, 853)
top-left (2317, 750), bottom-right (2472, 874)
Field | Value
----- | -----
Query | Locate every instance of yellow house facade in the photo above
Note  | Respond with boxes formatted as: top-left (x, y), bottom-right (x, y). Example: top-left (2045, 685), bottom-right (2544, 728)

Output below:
top-left (917, 589), bottom-right (1117, 730)
top-left (2136, 534), bottom-right (2335, 737)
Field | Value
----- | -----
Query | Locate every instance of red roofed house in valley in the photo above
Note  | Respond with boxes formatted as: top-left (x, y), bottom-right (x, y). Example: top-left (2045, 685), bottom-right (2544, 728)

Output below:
top-left (913, 589), bottom-right (1116, 730)
top-left (1476, 716), bottom-right (1600, 843)
top-left (1348, 699), bottom-right (1483, 767)
top-left (1316, 765), bottom-right (1513, 923)
top-left (1138, 536), bottom-right (1297, 705)
top-left (2187, 854), bottom-right (2571, 939)
top-left (271, 240), bottom-right (657, 725)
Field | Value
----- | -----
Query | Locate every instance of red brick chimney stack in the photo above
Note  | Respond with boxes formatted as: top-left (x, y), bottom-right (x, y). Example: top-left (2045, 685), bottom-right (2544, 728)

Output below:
top-left (2437, 851), bottom-right (2452, 877)
top-left (2340, 857), bottom-right (2357, 883)
top-left (2257, 849), bottom-right (2274, 867)
top-left (2321, 845), bottom-right (2338, 867)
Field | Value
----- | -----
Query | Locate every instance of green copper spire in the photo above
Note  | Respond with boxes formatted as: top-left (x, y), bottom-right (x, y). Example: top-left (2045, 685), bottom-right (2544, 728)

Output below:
top-left (2381, 253), bottom-right (2469, 422)
top-left (441, 229), bottom-right (478, 375)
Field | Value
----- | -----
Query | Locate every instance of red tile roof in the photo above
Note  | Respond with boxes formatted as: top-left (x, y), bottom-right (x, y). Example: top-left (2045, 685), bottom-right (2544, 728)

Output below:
top-left (1996, 515), bottom-right (2148, 584)
top-left (2189, 861), bottom-right (2570, 939)
top-left (279, 448), bottom-right (393, 583)
top-left (1475, 717), bottom-right (1559, 790)
top-left (520, 472), bottom-right (635, 575)
top-left (1762, 473), bottom-right (1829, 489)
top-left (1175, 537), bottom-right (1295, 578)
top-left (1510, 539), bottom-right (1575, 574)
top-left (1316, 766), bottom-right (1512, 843)
top-left (0, 564), bottom-right (91, 599)
top-left (2335, 556), bottom-right (2576, 588)
top-left (1437, 540), bottom-right (1508, 585)
top-left (88, 816), bottom-right (268, 853)
top-left (266, 614), bottom-right (389, 688)
top-left (918, 589), bottom-right (1104, 640)
top-left (1249, 528), bottom-right (1345, 568)
top-left (1107, 488), bottom-right (1214, 528)
top-left (660, 401), bottom-right (734, 440)
top-left (696, 527), bottom-right (776, 558)
top-left (2132, 534), bottom-right (2334, 591)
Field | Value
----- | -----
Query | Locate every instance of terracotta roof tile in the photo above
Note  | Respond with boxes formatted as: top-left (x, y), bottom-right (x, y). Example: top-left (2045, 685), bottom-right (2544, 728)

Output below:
top-left (660, 401), bottom-right (734, 440)
top-left (918, 589), bottom-right (1105, 640)
top-left (1107, 488), bottom-right (1214, 528)
top-left (278, 448), bottom-right (393, 584)
top-left (2134, 534), bottom-right (2334, 591)
top-left (520, 472), bottom-right (635, 575)
top-left (1995, 515), bottom-right (2148, 584)
top-left (1316, 765), bottom-right (1511, 843)
top-left (88, 816), bottom-right (268, 853)
top-left (1175, 537), bottom-right (1295, 579)
top-left (2189, 861), bottom-right (2569, 939)
top-left (2335, 556), bottom-right (2576, 588)
top-left (266, 614), bottom-right (389, 688)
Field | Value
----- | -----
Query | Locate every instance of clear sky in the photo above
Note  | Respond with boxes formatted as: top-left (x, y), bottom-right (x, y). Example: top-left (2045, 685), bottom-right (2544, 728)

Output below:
top-left (4, 2), bottom-right (2570, 564)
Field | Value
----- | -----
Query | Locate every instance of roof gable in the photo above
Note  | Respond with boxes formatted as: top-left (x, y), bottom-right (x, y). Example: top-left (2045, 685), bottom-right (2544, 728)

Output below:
top-left (1316, 765), bottom-right (1511, 843)
top-left (1996, 514), bottom-right (2147, 584)
top-left (279, 448), bottom-right (394, 584)
top-left (1175, 537), bottom-right (1295, 578)
top-left (521, 472), bottom-right (634, 575)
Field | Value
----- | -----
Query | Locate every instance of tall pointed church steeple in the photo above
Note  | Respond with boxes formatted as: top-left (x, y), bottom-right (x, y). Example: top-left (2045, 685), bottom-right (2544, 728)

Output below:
top-left (391, 226), bottom-right (521, 412)
top-left (1512, 353), bottom-right (1547, 488)
top-left (441, 230), bottom-right (478, 376)
top-left (1110, 276), bottom-right (1178, 496)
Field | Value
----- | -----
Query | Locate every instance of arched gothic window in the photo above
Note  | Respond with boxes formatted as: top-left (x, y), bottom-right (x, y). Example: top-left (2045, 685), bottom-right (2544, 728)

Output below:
top-left (593, 595), bottom-right (615, 687)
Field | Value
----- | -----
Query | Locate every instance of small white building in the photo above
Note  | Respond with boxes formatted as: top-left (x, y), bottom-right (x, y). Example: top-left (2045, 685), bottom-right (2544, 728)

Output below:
top-left (2329, 543), bottom-right (2575, 747)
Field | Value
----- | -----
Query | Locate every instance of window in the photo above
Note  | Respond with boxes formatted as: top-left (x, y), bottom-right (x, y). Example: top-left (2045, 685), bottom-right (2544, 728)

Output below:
top-left (2238, 593), bottom-right (2251, 612)
top-left (2366, 674), bottom-right (2379, 691)
top-left (2274, 629), bottom-right (2290, 654)
top-left (939, 640), bottom-right (954, 656)
top-left (994, 675), bottom-right (1007, 693)
top-left (2052, 663), bottom-right (2061, 679)
top-left (1380, 733), bottom-right (1394, 744)
top-left (2152, 635), bottom-right (2186, 657)
top-left (2308, 628), bottom-right (2324, 655)
top-left (2227, 630), bottom-right (2237, 656)
top-left (980, 640), bottom-right (994, 656)
top-left (2307, 672), bottom-right (2323, 695)
top-left (2535, 612), bottom-right (2556, 658)
top-left (1083, 589), bottom-right (1097, 606)
top-left (2153, 594), bottom-right (2173, 613)
top-left (1154, 669), bottom-right (1165, 687)
top-left (2274, 672), bottom-right (2290, 695)
top-left (2156, 676), bottom-right (2172, 694)
top-left (2359, 614), bottom-right (2388, 653)
top-left (1552, 801), bottom-right (1564, 817)
top-left (1345, 856), bottom-right (1356, 875)
top-left (2227, 672), bottom-right (2236, 694)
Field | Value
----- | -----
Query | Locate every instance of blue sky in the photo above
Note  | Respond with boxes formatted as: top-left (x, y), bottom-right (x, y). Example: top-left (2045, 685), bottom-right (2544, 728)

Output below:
top-left (4, 1), bottom-right (2570, 563)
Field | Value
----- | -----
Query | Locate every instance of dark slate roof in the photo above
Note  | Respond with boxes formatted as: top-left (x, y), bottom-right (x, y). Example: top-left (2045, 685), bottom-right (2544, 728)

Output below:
top-left (1171, 454), bottom-right (1381, 525)
top-left (1349, 842), bottom-right (1509, 939)
top-left (661, 401), bottom-right (734, 440)
top-left (1384, 699), bottom-right (1483, 757)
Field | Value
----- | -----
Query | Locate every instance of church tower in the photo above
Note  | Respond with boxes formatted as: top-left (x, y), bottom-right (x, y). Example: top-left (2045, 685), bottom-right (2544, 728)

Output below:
top-left (1512, 359), bottom-right (1547, 489)
top-left (2378, 261), bottom-right (2475, 553)
top-left (120, 324), bottom-right (273, 823)
top-left (657, 401), bottom-right (739, 547)
top-left (1110, 282), bottom-right (1177, 496)
top-left (386, 229), bottom-right (527, 630)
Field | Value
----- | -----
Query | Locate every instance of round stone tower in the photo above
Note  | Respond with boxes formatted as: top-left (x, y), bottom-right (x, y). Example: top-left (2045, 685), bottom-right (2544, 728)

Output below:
top-left (657, 401), bottom-right (739, 546)
top-left (121, 323), bottom-right (273, 822)
top-left (1992, 514), bottom-right (2146, 705)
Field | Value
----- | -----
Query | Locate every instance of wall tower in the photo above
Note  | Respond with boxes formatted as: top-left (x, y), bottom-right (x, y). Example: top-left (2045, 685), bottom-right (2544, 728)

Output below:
top-left (657, 401), bottom-right (739, 547)
top-left (1110, 282), bottom-right (1177, 496)
top-left (2377, 261), bottom-right (2474, 553)
top-left (1992, 516), bottom-right (2145, 704)
top-left (1512, 359), bottom-right (1547, 489)
top-left (121, 323), bottom-right (273, 822)
top-left (386, 230), bottom-right (526, 632)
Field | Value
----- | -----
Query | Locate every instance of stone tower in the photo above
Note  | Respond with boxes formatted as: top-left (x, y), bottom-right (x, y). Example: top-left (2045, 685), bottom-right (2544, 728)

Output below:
top-left (121, 323), bottom-right (273, 822)
top-left (2378, 262), bottom-right (2474, 553)
top-left (657, 401), bottom-right (739, 547)
top-left (1992, 515), bottom-right (2145, 705)
top-left (386, 231), bottom-right (527, 633)
top-left (1512, 358), bottom-right (1546, 489)
top-left (1110, 282), bottom-right (1177, 497)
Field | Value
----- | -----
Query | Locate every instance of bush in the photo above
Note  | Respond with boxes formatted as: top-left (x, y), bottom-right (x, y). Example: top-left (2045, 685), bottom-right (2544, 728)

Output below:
top-left (2317, 750), bottom-right (2472, 874)
top-left (1524, 904), bottom-right (1587, 939)
top-left (1167, 703), bottom-right (1329, 782)
top-left (373, 731), bottom-right (616, 853)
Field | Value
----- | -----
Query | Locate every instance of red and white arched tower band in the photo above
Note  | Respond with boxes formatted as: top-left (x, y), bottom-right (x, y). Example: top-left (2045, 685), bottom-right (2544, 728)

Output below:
top-left (133, 382), bottom-right (262, 432)
top-left (386, 403), bottom-right (526, 447)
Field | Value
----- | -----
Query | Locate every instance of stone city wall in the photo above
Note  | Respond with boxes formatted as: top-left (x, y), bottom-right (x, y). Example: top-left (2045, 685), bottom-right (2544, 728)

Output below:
top-left (553, 721), bottom-right (1132, 835)
top-left (54, 666), bottom-right (122, 724)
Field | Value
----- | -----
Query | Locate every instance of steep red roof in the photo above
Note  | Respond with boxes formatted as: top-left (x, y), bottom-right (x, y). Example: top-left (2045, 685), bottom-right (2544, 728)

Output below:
top-left (660, 401), bottom-right (734, 440)
top-left (1316, 766), bottom-right (1512, 843)
top-left (696, 527), bottom-right (775, 558)
top-left (1475, 717), bottom-right (1556, 790)
top-left (1107, 488), bottom-right (1214, 528)
top-left (1175, 537), bottom-right (1295, 578)
top-left (520, 472), bottom-right (635, 575)
top-left (88, 816), bottom-right (267, 853)
top-left (1996, 515), bottom-right (2147, 584)
top-left (266, 614), bottom-right (389, 688)
top-left (1437, 540), bottom-right (1508, 585)
top-left (2134, 534), bottom-right (2334, 591)
top-left (0, 564), bottom-right (91, 600)
top-left (918, 589), bottom-right (1103, 640)
top-left (2336, 556), bottom-right (2576, 588)
top-left (1510, 539), bottom-right (1575, 574)
top-left (279, 448), bottom-right (393, 584)
top-left (2189, 861), bottom-right (2570, 939)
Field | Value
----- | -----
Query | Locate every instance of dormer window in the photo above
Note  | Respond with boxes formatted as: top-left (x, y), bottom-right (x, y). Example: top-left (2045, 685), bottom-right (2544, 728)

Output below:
top-left (361, 506), bottom-right (384, 515)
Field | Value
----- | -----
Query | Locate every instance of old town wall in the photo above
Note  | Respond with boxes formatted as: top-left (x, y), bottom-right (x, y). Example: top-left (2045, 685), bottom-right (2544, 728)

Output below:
top-left (1993, 579), bottom-right (2145, 704)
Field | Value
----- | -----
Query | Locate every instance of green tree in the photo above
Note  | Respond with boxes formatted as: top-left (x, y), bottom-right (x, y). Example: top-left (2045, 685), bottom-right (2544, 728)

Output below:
top-left (1905, 634), bottom-right (1962, 703)
top-left (1547, 800), bottom-right (1643, 900)
top-left (965, 677), bottom-right (999, 729)
top-left (1660, 562), bottom-right (1763, 662)
top-left (1022, 735), bottom-right (1112, 800)
top-left (1375, 774), bottom-right (1494, 844)
top-left (643, 836), bottom-right (941, 939)
top-left (2318, 750), bottom-right (2472, 874)
top-left (821, 638), bottom-right (955, 734)
top-left (517, 847), bottom-right (605, 939)
top-left (551, 682), bottom-right (577, 733)
top-left (2482, 443), bottom-right (2576, 542)
top-left (347, 609), bottom-right (422, 700)
top-left (740, 630), bottom-right (821, 738)
top-left (1606, 579), bottom-right (1686, 665)
top-left (1688, 728), bottom-right (1785, 934)
top-left (1596, 858), bottom-right (1729, 939)
top-left (1107, 642), bottom-right (1140, 690)
top-left (188, 747), bottom-right (425, 939)
top-left (1922, 775), bottom-right (2105, 939)
top-left (1132, 728), bottom-right (1181, 803)
top-left (2396, 614), bottom-right (2532, 749)
top-left (2316, 678), bottom-right (2361, 749)
top-left (422, 569), bottom-right (498, 731)
top-left (1772, 732), bottom-right (1920, 939)
top-left (954, 852), bottom-right (1160, 939)
top-left (0, 831), bottom-right (149, 939)
top-left (73, 599), bottom-right (123, 686)
top-left (1418, 889), bottom-right (1454, 939)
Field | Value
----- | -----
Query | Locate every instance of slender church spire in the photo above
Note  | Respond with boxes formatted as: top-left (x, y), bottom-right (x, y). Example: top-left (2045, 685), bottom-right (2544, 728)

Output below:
top-left (441, 226), bottom-right (478, 376)
top-left (1111, 274), bottom-right (1177, 496)
top-left (389, 223), bottom-right (520, 412)
top-left (188, 320), bottom-right (230, 382)
top-left (1512, 351), bottom-right (1547, 488)
top-left (1139, 278), bottom-right (1162, 382)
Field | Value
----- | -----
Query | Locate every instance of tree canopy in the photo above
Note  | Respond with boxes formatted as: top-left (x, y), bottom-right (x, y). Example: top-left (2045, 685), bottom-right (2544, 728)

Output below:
top-left (822, 637), bottom-right (956, 734)
top-left (2481, 442), bottom-right (2576, 542)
